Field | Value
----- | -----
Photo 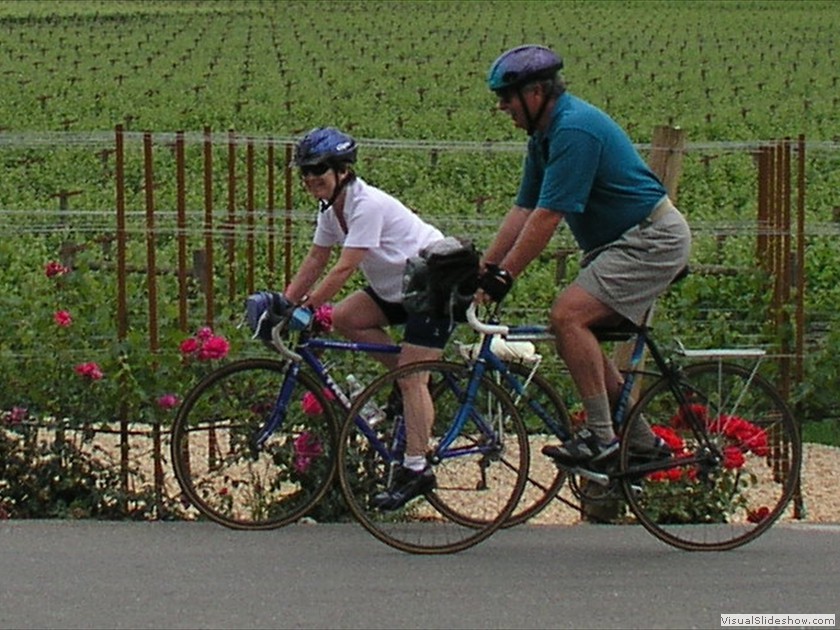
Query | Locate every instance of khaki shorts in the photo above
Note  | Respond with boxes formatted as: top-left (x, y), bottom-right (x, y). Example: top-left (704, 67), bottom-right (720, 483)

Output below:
top-left (574, 203), bottom-right (691, 325)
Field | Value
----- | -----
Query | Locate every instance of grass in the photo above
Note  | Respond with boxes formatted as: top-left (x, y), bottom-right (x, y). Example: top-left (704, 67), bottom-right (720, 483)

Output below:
top-left (802, 419), bottom-right (840, 447)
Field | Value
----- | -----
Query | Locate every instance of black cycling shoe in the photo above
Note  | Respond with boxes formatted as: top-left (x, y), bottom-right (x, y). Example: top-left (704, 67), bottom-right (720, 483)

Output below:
top-left (371, 465), bottom-right (436, 511)
top-left (542, 429), bottom-right (619, 467)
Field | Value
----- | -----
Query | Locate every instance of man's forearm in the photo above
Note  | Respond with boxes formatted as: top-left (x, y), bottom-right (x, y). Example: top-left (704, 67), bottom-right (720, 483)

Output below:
top-left (499, 208), bottom-right (562, 278)
top-left (482, 207), bottom-right (529, 267)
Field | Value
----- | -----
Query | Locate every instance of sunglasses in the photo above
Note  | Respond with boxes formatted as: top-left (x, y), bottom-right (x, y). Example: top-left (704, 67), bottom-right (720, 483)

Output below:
top-left (494, 83), bottom-right (539, 104)
top-left (300, 163), bottom-right (331, 177)
top-left (494, 87), bottom-right (518, 104)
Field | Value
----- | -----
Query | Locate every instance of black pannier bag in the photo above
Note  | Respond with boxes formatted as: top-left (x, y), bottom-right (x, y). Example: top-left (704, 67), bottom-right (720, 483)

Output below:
top-left (402, 237), bottom-right (480, 322)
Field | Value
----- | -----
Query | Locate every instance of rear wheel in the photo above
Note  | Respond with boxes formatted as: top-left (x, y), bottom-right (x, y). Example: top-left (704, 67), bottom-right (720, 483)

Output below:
top-left (619, 362), bottom-right (801, 551)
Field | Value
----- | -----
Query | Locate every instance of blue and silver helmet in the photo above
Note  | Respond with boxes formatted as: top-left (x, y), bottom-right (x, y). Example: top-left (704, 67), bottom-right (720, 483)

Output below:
top-left (293, 127), bottom-right (357, 167)
top-left (487, 45), bottom-right (563, 92)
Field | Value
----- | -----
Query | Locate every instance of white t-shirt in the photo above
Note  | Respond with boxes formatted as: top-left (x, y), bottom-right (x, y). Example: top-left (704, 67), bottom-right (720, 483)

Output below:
top-left (313, 177), bottom-right (444, 302)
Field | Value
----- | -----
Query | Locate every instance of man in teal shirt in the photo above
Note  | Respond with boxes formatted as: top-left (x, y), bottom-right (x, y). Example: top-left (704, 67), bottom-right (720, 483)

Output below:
top-left (478, 44), bottom-right (692, 466)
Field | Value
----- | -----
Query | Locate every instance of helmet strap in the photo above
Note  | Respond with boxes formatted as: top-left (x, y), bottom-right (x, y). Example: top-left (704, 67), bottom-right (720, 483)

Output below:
top-left (520, 81), bottom-right (555, 136)
top-left (319, 169), bottom-right (356, 212)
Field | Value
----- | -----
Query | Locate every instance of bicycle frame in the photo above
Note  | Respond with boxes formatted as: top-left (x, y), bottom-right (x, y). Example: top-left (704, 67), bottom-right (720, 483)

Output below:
top-left (459, 316), bottom-right (571, 442)
top-left (469, 304), bottom-right (729, 482)
top-left (252, 329), bottom-right (400, 451)
top-left (432, 332), bottom-right (514, 462)
top-left (461, 304), bottom-right (800, 552)
top-left (257, 323), bottom-right (521, 473)
top-left (604, 326), bottom-right (749, 483)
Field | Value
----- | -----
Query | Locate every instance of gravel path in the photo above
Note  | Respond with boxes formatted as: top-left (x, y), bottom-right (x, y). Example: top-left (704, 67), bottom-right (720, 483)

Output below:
top-left (118, 432), bottom-right (838, 525)
top-left (794, 443), bottom-right (840, 523)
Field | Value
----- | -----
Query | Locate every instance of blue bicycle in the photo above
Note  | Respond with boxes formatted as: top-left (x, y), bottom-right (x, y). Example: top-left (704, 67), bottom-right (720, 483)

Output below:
top-left (170, 308), bottom-right (536, 553)
top-left (170, 313), bottom-right (532, 553)
top-left (342, 301), bottom-right (802, 551)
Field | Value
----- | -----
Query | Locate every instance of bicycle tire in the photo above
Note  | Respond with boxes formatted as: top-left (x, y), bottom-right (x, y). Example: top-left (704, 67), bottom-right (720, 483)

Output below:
top-left (619, 361), bottom-right (802, 551)
top-left (337, 360), bottom-right (529, 554)
top-left (171, 358), bottom-right (339, 530)
top-left (495, 361), bottom-right (573, 527)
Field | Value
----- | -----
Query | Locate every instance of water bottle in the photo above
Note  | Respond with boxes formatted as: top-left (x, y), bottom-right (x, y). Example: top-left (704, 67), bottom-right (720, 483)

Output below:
top-left (346, 374), bottom-right (385, 427)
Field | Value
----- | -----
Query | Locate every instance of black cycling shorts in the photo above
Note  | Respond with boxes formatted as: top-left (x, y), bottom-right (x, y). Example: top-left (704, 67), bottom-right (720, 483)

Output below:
top-left (363, 286), bottom-right (452, 350)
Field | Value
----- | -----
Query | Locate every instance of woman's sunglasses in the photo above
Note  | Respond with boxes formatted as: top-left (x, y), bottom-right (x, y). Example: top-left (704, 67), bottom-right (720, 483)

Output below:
top-left (300, 163), bottom-right (331, 177)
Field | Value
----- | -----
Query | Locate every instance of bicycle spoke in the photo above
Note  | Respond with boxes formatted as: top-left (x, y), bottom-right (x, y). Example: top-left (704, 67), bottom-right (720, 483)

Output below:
top-left (171, 359), bottom-right (338, 530)
top-left (495, 362), bottom-right (574, 525)
top-left (338, 361), bottom-right (528, 554)
top-left (619, 362), bottom-right (801, 550)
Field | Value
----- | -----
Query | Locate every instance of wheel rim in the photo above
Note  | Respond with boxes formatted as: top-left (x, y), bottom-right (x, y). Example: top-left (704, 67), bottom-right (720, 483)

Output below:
top-left (620, 362), bottom-right (801, 550)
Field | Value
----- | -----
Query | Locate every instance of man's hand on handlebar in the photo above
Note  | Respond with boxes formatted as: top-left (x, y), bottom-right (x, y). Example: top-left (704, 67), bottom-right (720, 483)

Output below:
top-left (478, 264), bottom-right (514, 303)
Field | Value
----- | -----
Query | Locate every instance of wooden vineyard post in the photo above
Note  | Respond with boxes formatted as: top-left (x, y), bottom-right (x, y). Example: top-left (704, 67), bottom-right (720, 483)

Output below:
top-left (582, 125), bottom-right (687, 524)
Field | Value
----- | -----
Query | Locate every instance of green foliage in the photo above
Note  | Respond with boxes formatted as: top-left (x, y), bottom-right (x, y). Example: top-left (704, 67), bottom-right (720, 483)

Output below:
top-left (1, 0), bottom-right (838, 141)
top-left (0, 421), bottom-right (170, 519)
top-left (639, 468), bottom-right (751, 525)
top-left (801, 419), bottom-right (840, 447)
top-left (1, 0), bottom-right (839, 521)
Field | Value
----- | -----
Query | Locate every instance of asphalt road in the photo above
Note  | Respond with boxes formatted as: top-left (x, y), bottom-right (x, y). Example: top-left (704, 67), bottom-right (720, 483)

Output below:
top-left (1, 520), bottom-right (837, 629)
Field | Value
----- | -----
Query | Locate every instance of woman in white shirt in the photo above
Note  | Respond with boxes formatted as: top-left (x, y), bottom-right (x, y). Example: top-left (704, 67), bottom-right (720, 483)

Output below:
top-left (284, 127), bottom-right (449, 511)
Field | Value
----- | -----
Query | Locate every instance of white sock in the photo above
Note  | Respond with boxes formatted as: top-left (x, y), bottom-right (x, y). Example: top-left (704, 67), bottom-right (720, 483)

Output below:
top-left (403, 455), bottom-right (427, 472)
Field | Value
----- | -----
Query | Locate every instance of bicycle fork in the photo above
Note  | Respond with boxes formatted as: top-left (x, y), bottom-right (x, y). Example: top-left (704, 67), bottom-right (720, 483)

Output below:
top-left (251, 363), bottom-right (303, 452)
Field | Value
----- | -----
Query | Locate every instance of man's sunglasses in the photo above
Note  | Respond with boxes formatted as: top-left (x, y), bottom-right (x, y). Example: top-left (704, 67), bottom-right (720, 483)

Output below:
top-left (300, 163), bottom-right (331, 177)
top-left (494, 83), bottom-right (538, 104)
top-left (493, 87), bottom-right (518, 104)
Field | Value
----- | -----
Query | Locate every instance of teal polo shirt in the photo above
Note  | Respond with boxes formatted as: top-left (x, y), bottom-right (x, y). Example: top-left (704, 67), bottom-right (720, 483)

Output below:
top-left (515, 92), bottom-right (667, 252)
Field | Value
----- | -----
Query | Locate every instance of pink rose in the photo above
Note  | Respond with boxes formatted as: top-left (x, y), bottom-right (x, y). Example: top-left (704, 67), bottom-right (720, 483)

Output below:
top-left (313, 304), bottom-right (334, 334)
top-left (54, 310), bottom-right (73, 327)
top-left (74, 362), bottom-right (104, 381)
top-left (301, 391), bottom-right (324, 416)
top-left (301, 388), bottom-right (336, 416)
top-left (156, 394), bottom-right (180, 410)
top-left (5, 407), bottom-right (27, 425)
top-left (179, 328), bottom-right (230, 362)
top-left (196, 327), bottom-right (213, 341)
top-left (197, 335), bottom-right (230, 361)
top-left (293, 431), bottom-right (324, 473)
top-left (179, 337), bottom-right (200, 356)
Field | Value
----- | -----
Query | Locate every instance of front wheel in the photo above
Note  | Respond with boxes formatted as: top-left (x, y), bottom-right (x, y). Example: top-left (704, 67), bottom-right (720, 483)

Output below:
top-left (337, 360), bottom-right (529, 554)
top-left (619, 362), bottom-right (801, 551)
top-left (171, 358), bottom-right (338, 530)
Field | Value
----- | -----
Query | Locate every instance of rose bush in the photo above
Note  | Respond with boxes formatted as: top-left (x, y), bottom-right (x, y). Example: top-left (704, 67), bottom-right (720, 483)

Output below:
top-left (0, 248), bottom-right (236, 519)
top-left (640, 405), bottom-right (772, 524)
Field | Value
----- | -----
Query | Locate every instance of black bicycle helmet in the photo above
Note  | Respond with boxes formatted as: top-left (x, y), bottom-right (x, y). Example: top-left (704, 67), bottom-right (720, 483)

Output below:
top-left (487, 45), bottom-right (563, 92)
top-left (293, 127), bottom-right (357, 167)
